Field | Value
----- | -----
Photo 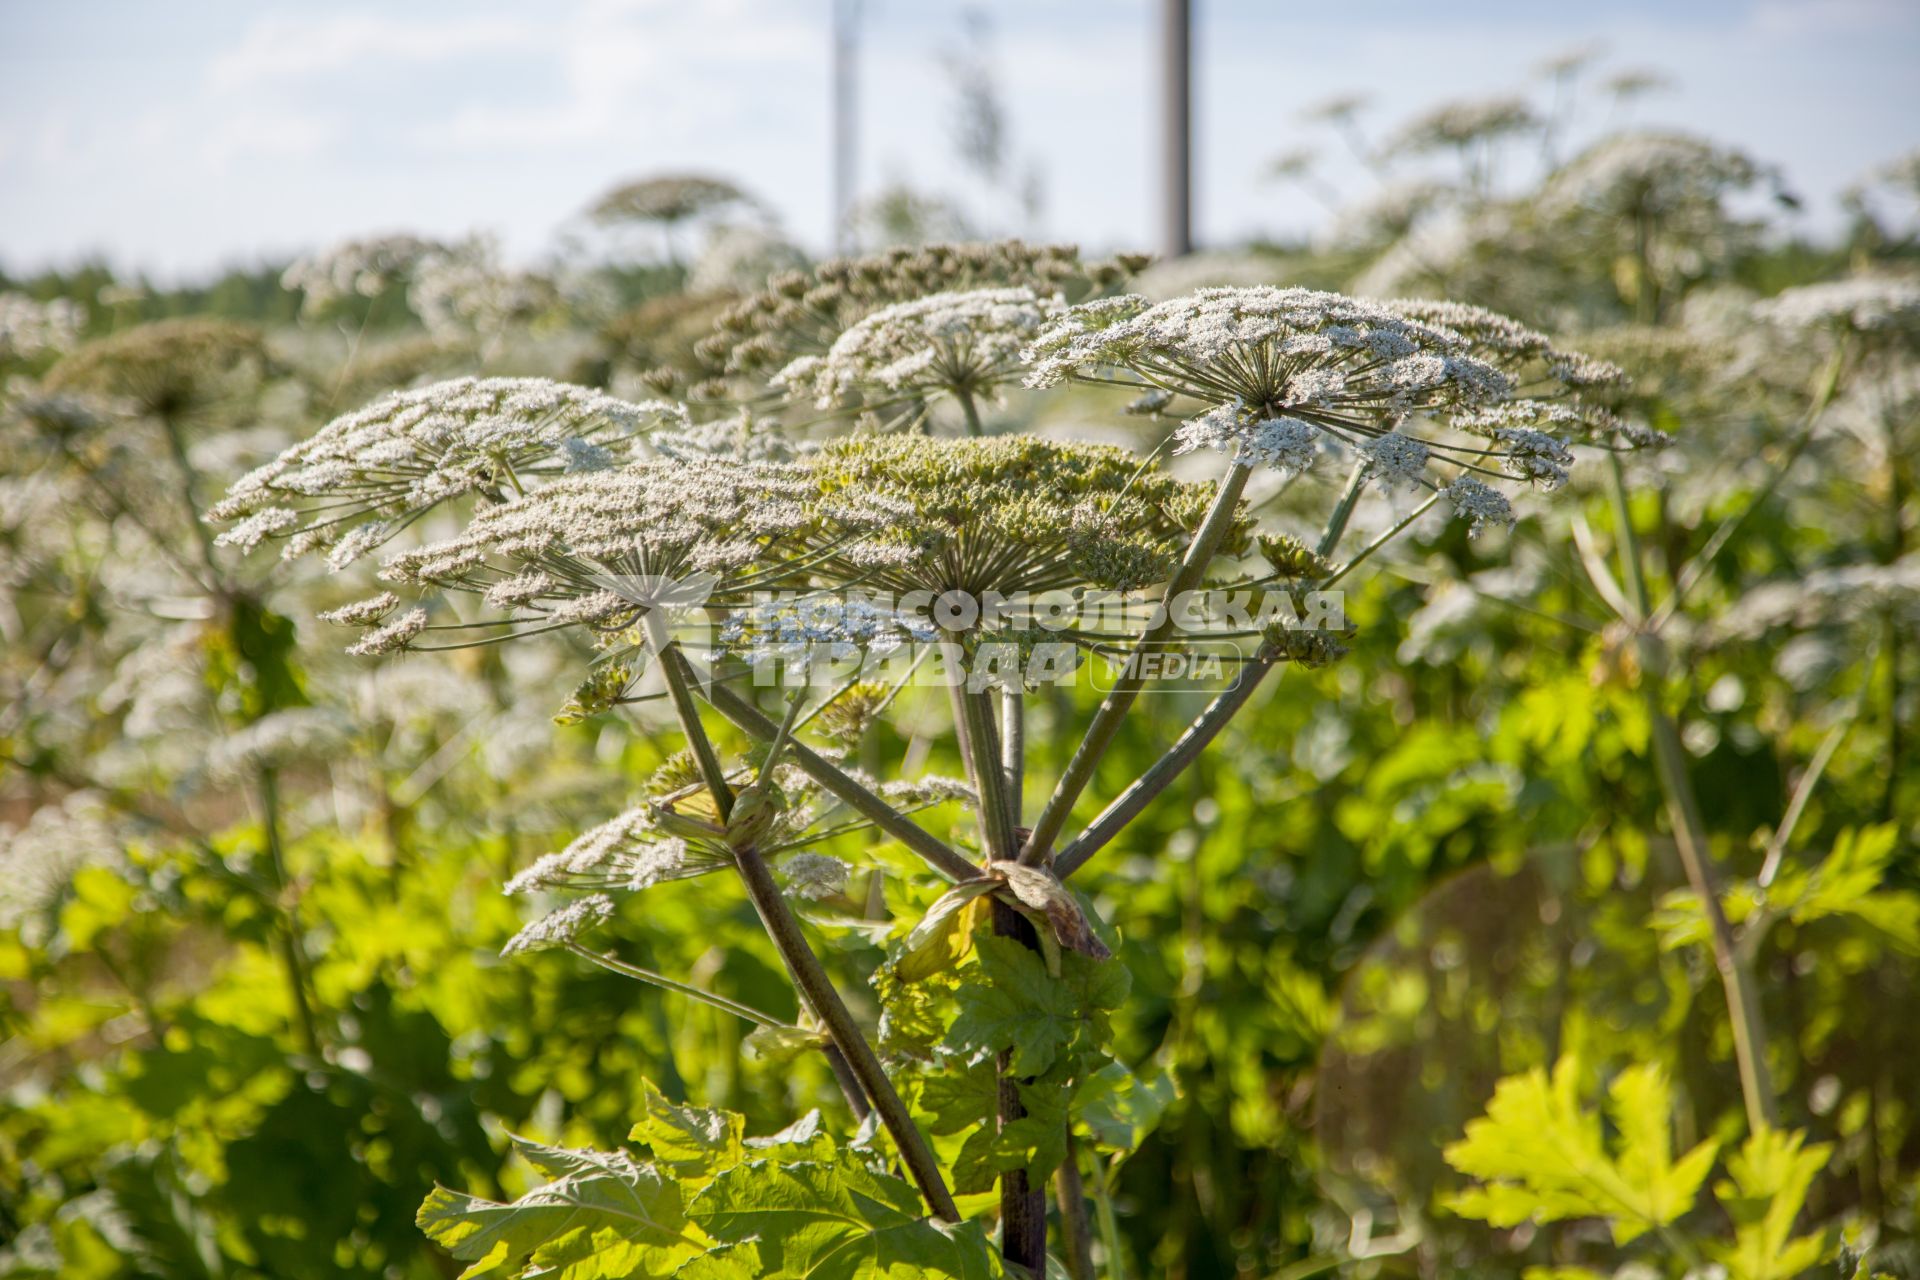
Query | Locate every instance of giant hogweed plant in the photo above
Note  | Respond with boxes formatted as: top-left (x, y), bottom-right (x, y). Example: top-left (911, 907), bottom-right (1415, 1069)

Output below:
top-left (213, 257), bottom-right (1649, 1276)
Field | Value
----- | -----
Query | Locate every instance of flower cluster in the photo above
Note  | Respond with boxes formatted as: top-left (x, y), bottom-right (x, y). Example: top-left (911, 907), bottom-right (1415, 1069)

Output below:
top-left (692, 240), bottom-right (1140, 392)
top-left (502, 768), bottom-right (970, 902)
top-left (210, 377), bottom-right (683, 568)
top-left (1026, 286), bottom-right (1644, 533)
top-left (359, 456), bottom-right (819, 647)
top-left (1754, 274), bottom-right (1920, 338)
top-left (407, 238), bottom-right (561, 343)
top-left (1386, 95), bottom-right (1539, 156)
top-left (45, 319), bottom-right (269, 422)
top-left (807, 433), bottom-right (1236, 599)
top-left (0, 292), bottom-right (86, 362)
top-left (588, 174), bottom-right (751, 226)
top-left (1539, 132), bottom-right (1762, 221)
top-left (208, 708), bottom-right (354, 778)
top-left (281, 234), bottom-right (452, 316)
top-left (773, 286), bottom-right (1063, 418)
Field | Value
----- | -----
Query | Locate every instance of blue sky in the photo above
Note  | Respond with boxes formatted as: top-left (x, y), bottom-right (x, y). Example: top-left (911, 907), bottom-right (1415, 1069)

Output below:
top-left (2, 0), bottom-right (1916, 279)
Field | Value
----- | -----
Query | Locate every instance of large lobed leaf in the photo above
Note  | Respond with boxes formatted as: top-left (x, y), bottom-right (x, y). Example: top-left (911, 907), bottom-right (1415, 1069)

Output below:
top-left (416, 1136), bottom-right (706, 1279)
top-left (1443, 1058), bottom-right (1718, 1245)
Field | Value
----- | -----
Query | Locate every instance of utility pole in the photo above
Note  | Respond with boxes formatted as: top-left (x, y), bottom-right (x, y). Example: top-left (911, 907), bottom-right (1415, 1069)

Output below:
top-left (1159, 0), bottom-right (1192, 259)
top-left (832, 0), bottom-right (862, 254)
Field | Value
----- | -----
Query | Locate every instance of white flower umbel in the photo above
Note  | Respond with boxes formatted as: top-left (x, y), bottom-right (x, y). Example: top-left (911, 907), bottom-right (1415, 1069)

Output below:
top-left (0, 292), bottom-right (86, 361)
top-left (209, 708), bottom-right (354, 778)
top-left (775, 286), bottom-right (1064, 418)
top-left (1754, 275), bottom-right (1920, 336)
top-left (373, 457), bottom-right (817, 643)
top-left (505, 807), bottom-right (716, 895)
top-left (1025, 287), bottom-right (1640, 524)
top-left (1442, 477), bottom-right (1515, 536)
top-left (281, 234), bottom-right (451, 317)
top-left (211, 377), bottom-right (687, 569)
top-left (501, 894), bottom-right (616, 957)
top-left (781, 853), bottom-right (851, 901)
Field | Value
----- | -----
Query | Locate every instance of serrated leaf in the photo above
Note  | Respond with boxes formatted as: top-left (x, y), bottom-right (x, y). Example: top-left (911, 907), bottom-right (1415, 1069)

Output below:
top-left (746, 1109), bottom-right (839, 1163)
top-left (1706, 1126), bottom-right (1834, 1280)
top-left (945, 936), bottom-right (1081, 1076)
top-left (673, 1240), bottom-right (764, 1279)
top-left (914, 1056), bottom-right (998, 1137)
top-left (1442, 1058), bottom-right (1718, 1246)
top-left (691, 1154), bottom-right (1005, 1279)
top-left (1074, 1060), bottom-right (1178, 1155)
top-left (417, 1136), bottom-right (704, 1279)
top-left (630, 1081), bottom-right (746, 1189)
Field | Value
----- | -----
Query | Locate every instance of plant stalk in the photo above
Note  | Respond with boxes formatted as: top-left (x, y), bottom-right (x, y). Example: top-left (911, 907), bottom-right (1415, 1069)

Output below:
top-left (1020, 458), bottom-right (1251, 864)
top-left (258, 768), bottom-right (322, 1058)
top-left (1054, 656), bottom-right (1277, 879)
top-left (990, 900), bottom-right (1048, 1270)
top-left (1607, 456), bottom-right (1777, 1131)
top-left (657, 648), bottom-right (956, 1216)
top-left (1055, 1129), bottom-right (1097, 1280)
top-left (697, 671), bottom-right (980, 882)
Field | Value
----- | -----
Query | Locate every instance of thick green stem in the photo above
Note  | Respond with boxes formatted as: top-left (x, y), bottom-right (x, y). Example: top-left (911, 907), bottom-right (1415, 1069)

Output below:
top-left (1020, 459), bottom-right (1251, 865)
top-left (1607, 458), bottom-right (1777, 1131)
top-left (957, 387), bottom-right (986, 437)
top-left (258, 769), bottom-right (321, 1058)
top-left (1055, 657), bottom-right (1277, 879)
top-left (951, 680), bottom-right (1016, 861)
top-left (732, 836), bottom-right (956, 1218)
top-left (658, 649), bottom-right (955, 1215)
top-left (990, 901), bottom-right (1047, 1270)
top-left (649, 616), bottom-right (734, 816)
top-left (1001, 687), bottom-right (1024, 816)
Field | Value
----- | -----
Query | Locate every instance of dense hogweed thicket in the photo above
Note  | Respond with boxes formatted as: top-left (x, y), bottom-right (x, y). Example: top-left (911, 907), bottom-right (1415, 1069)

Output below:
top-left (198, 258), bottom-right (1649, 1278)
top-left (4, 52), bottom-right (1916, 1280)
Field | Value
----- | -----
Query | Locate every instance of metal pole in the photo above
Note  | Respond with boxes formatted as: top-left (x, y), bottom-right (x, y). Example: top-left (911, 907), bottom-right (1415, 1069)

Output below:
top-left (832, 0), bottom-right (861, 254)
top-left (1159, 0), bottom-right (1192, 258)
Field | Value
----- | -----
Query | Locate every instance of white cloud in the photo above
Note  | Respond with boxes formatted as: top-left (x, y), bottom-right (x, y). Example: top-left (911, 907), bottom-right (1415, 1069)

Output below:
top-left (1749, 0), bottom-right (1920, 37)
top-left (207, 13), bottom-right (535, 90)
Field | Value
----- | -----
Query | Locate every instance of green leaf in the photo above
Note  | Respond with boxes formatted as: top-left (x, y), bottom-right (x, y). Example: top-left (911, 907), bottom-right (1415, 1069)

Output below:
top-left (945, 937), bottom-right (1129, 1077)
top-left (673, 1241), bottom-right (764, 1279)
top-left (1442, 1057), bottom-right (1718, 1245)
top-left (1074, 1060), bottom-right (1178, 1155)
top-left (691, 1154), bottom-right (1005, 1279)
top-left (1706, 1126), bottom-right (1834, 1280)
top-left (629, 1081), bottom-right (746, 1190)
top-left (417, 1136), bottom-right (704, 1279)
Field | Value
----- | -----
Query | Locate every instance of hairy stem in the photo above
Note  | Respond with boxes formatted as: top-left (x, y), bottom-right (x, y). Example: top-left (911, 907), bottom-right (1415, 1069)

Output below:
top-left (1020, 459), bottom-right (1251, 864)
